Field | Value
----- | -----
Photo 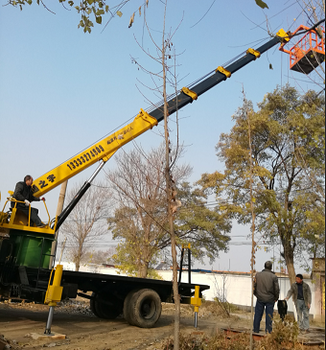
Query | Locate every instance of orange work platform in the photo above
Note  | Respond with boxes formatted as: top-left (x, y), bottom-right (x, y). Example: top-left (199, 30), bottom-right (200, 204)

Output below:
top-left (280, 25), bottom-right (325, 74)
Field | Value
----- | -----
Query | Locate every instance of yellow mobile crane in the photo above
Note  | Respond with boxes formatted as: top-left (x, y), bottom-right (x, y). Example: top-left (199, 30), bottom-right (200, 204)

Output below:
top-left (1, 29), bottom-right (291, 236)
top-left (0, 23), bottom-right (323, 329)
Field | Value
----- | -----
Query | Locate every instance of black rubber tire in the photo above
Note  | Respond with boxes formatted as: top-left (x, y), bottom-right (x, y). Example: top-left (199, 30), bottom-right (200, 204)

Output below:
top-left (90, 292), bottom-right (123, 320)
top-left (126, 289), bottom-right (162, 328)
top-left (123, 289), bottom-right (139, 326)
top-left (90, 292), bottom-right (101, 317)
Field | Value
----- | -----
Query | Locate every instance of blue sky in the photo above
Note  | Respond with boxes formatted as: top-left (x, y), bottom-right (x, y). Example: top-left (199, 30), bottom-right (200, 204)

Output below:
top-left (0, 0), bottom-right (317, 272)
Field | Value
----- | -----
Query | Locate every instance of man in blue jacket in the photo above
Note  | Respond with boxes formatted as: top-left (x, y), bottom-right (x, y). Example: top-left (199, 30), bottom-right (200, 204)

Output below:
top-left (253, 261), bottom-right (280, 334)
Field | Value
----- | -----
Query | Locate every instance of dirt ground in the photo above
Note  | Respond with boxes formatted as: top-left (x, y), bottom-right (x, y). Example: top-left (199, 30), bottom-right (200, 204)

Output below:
top-left (0, 299), bottom-right (325, 350)
top-left (0, 299), bottom-right (236, 350)
top-left (0, 298), bottom-right (253, 350)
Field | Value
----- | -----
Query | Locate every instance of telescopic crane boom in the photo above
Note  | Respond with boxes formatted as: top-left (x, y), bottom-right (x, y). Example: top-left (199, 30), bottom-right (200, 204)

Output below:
top-left (33, 29), bottom-right (290, 199)
top-left (1, 28), bottom-right (292, 233)
top-left (0, 23), bottom-right (323, 331)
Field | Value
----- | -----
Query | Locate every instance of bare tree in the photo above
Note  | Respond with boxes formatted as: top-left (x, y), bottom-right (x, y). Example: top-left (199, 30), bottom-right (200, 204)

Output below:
top-left (84, 248), bottom-right (116, 265)
top-left (60, 181), bottom-right (112, 271)
top-left (107, 143), bottom-right (191, 278)
top-left (211, 273), bottom-right (230, 317)
top-left (109, 2), bottom-right (184, 345)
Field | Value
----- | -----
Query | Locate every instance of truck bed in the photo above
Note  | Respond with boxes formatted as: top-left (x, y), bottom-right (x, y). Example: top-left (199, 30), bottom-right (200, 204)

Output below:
top-left (61, 269), bottom-right (210, 303)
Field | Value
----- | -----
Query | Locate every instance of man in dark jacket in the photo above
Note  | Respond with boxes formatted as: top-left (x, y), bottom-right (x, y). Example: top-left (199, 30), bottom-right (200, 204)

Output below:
top-left (253, 261), bottom-right (280, 334)
top-left (12, 175), bottom-right (46, 227)
top-left (285, 274), bottom-right (312, 332)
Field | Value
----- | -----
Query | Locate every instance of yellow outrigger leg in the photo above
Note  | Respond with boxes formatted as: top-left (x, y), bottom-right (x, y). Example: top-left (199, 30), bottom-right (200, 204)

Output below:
top-left (44, 265), bottom-right (63, 334)
top-left (191, 285), bottom-right (202, 328)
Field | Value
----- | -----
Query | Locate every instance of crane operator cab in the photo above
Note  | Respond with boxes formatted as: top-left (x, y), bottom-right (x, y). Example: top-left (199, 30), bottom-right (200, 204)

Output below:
top-left (0, 190), bottom-right (57, 271)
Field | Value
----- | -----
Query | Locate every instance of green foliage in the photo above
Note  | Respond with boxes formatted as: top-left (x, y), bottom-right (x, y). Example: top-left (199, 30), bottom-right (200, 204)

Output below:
top-left (109, 182), bottom-right (231, 277)
top-left (255, 0), bottom-right (269, 9)
top-left (10, 0), bottom-right (270, 32)
top-left (83, 249), bottom-right (115, 265)
top-left (7, 0), bottom-right (149, 33)
top-left (111, 238), bottom-right (162, 278)
top-left (199, 85), bottom-right (325, 282)
top-left (8, 0), bottom-right (111, 33)
top-left (109, 204), bottom-right (165, 278)
top-left (175, 182), bottom-right (231, 263)
top-left (109, 181), bottom-right (231, 277)
top-left (108, 145), bottom-right (231, 278)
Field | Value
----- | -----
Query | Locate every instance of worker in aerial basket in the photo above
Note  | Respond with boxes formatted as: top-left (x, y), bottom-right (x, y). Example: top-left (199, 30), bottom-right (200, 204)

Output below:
top-left (11, 175), bottom-right (46, 228)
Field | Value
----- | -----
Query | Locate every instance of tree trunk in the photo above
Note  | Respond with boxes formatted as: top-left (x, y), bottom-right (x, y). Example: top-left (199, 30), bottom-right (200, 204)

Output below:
top-left (164, 108), bottom-right (180, 350)
top-left (247, 104), bottom-right (256, 350)
top-left (162, 37), bottom-right (180, 350)
top-left (75, 259), bottom-right (80, 272)
top-left (170, 218), bottom-right (180, 350)
top-left (283, 244), bottom-right (296, 285)
top-left (139, 264), bottom-right (148, 278)
top-left (75, 245), bottom-right (83, 272)
top-left (281, 229), bottom-right (296, 285)
top-left (161, 3), bottom-right (180, 347)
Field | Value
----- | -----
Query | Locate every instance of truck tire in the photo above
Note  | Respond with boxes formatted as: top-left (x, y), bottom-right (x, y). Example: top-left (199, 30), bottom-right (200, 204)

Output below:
top-left (90, 292), bottom-right (123, 320)
top-left (90, 293), bottom-right (101, 318)
top-left (123, 289), bottom-right (139, 326)
top-left (125, 289), bottom-right (162, 328)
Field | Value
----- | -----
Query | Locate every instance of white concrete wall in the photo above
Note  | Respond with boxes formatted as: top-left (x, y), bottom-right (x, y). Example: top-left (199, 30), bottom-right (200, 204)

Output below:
top-left (158, 270), bottom-right (318, 319)
top-left (61, 261), bottom-right (125, 276)
top-left (60, 262), bottom-right (320, 318)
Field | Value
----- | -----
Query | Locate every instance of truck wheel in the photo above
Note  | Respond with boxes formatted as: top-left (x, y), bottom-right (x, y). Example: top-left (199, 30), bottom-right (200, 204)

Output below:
top-left (90, 293), bottom-right (101, 318)
top-left (123, 289), bottom-right (138, 326)
top-left (90, 292), bottom-right (123, 320)
top-left (125, 289), bottom-right (162, 328)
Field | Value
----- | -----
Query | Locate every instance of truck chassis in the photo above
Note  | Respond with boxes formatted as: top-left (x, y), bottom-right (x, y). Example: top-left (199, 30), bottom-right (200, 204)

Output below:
top-left (0, 232), bottom-right (209, 328)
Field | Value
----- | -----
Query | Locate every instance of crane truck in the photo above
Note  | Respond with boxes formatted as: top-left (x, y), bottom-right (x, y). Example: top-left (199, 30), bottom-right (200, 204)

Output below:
top-left (0, 24), bottom-right (322, 330)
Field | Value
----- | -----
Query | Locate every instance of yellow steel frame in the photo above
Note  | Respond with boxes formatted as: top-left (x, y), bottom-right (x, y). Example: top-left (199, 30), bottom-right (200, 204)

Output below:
top-left (0, 191), bottom-right (56, 235)
top-left (216, 66), bottom-right (232, 78)
top-left (246, 48), bottom-right (261, 59)
top-left (181, 87), bottom-right (198, 101)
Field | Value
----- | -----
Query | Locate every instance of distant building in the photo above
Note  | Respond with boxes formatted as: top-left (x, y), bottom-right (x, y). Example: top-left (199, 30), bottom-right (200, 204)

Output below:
top-left (155, 261), bottom-right (170, 270)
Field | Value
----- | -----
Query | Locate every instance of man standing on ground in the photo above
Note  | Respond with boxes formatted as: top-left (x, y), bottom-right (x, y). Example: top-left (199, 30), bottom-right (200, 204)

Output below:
top-left (285, 274), bottom-right (312, 333)
top-left (12, 175), bottom-right (46, 227)
top-left (253, 261), bottom-right (280, 334)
